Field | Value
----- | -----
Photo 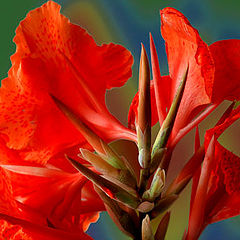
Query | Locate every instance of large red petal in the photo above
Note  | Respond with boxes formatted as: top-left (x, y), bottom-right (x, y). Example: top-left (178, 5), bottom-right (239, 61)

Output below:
top-left (160, 8), bottom-right (214, 136)
top-left (0, 1), bottom-right (135, 164)
top-left (210, 40), bottom-right (240, 103)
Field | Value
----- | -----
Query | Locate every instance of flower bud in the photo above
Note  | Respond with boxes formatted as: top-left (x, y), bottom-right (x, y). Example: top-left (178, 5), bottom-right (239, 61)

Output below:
top-left (142, 215), bottom-right (154, 240)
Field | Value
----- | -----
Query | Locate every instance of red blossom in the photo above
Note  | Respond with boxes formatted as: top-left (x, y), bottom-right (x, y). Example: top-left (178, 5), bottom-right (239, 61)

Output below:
top-left (1, 1), bottom-right (240, 239)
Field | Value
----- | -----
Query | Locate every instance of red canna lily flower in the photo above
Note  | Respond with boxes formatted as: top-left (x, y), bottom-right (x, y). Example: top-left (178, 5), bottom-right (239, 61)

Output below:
top-left (128, 7), bottom-right (240, 148)
top-left (0, 0), bottom-right (136, 165)
top-left (186, 106), bottom-right (240, 240)
top-left (2, 2), bottom-right (240, 239)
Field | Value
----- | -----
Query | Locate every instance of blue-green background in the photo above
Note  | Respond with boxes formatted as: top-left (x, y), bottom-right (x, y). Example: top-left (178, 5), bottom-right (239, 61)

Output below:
top-left (1, 0), bottom-right (240, 239)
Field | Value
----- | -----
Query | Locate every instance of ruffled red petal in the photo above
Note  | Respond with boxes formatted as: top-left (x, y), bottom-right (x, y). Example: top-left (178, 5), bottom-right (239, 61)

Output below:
top-left (0, 1), bottom-right (135, 164)
top-left (160, 7), bottom-right (214, 136)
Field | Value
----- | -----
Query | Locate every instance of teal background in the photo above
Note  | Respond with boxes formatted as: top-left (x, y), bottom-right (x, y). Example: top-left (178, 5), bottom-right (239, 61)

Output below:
top-left (1, 0), bottom-right (240, 239)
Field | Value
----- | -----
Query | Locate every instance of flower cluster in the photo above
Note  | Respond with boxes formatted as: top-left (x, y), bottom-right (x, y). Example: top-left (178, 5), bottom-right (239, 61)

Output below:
top-left (0, 1), bottom-right (240, 240)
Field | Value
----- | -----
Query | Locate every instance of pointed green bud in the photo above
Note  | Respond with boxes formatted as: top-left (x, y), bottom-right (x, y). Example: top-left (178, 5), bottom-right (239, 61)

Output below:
top-left (151, 65), bottom-right (189, 170)
top-left (143, 168), bottom-right (165, 202)
top-left (142, 215), bottom-right (154, 240)
top-left (137, 44), bottom-right (151, 169)
top-left (138, 147), bottom-right (151, 169)
top-left (80, 148), bottom-right (119, 177)
top-left (155, 212), bottom-right (170, 240)
top-left (80, 149), bottom-right (136, 188)
top-left (67, 156), bottom-right (140, 209)
top-left (138, 44), bottom-right (151, 136)
top-left (137, 44), bottom-right (153, 195)
top-left (99, 140), bottom-right (126, 170)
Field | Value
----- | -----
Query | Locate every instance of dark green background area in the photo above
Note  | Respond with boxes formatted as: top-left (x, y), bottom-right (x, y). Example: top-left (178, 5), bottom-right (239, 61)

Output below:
top-left (1, 0), bottom-right (240, 239)
top-left (0, 0), bottom-right (38, 79)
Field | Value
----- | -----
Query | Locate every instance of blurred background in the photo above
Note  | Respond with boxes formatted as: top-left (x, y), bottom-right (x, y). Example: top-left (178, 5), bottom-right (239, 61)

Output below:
top-left (1, 0), bottom-right (240, 239)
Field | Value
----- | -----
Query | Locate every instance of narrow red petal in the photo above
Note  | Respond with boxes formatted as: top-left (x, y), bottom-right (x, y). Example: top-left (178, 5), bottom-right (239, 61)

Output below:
top-left (188, 127), bottom-right (201, 234)
top-left (150, 33), bottom-right (166, 125)
top-left (187, 136), bottom-right (215, 240)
